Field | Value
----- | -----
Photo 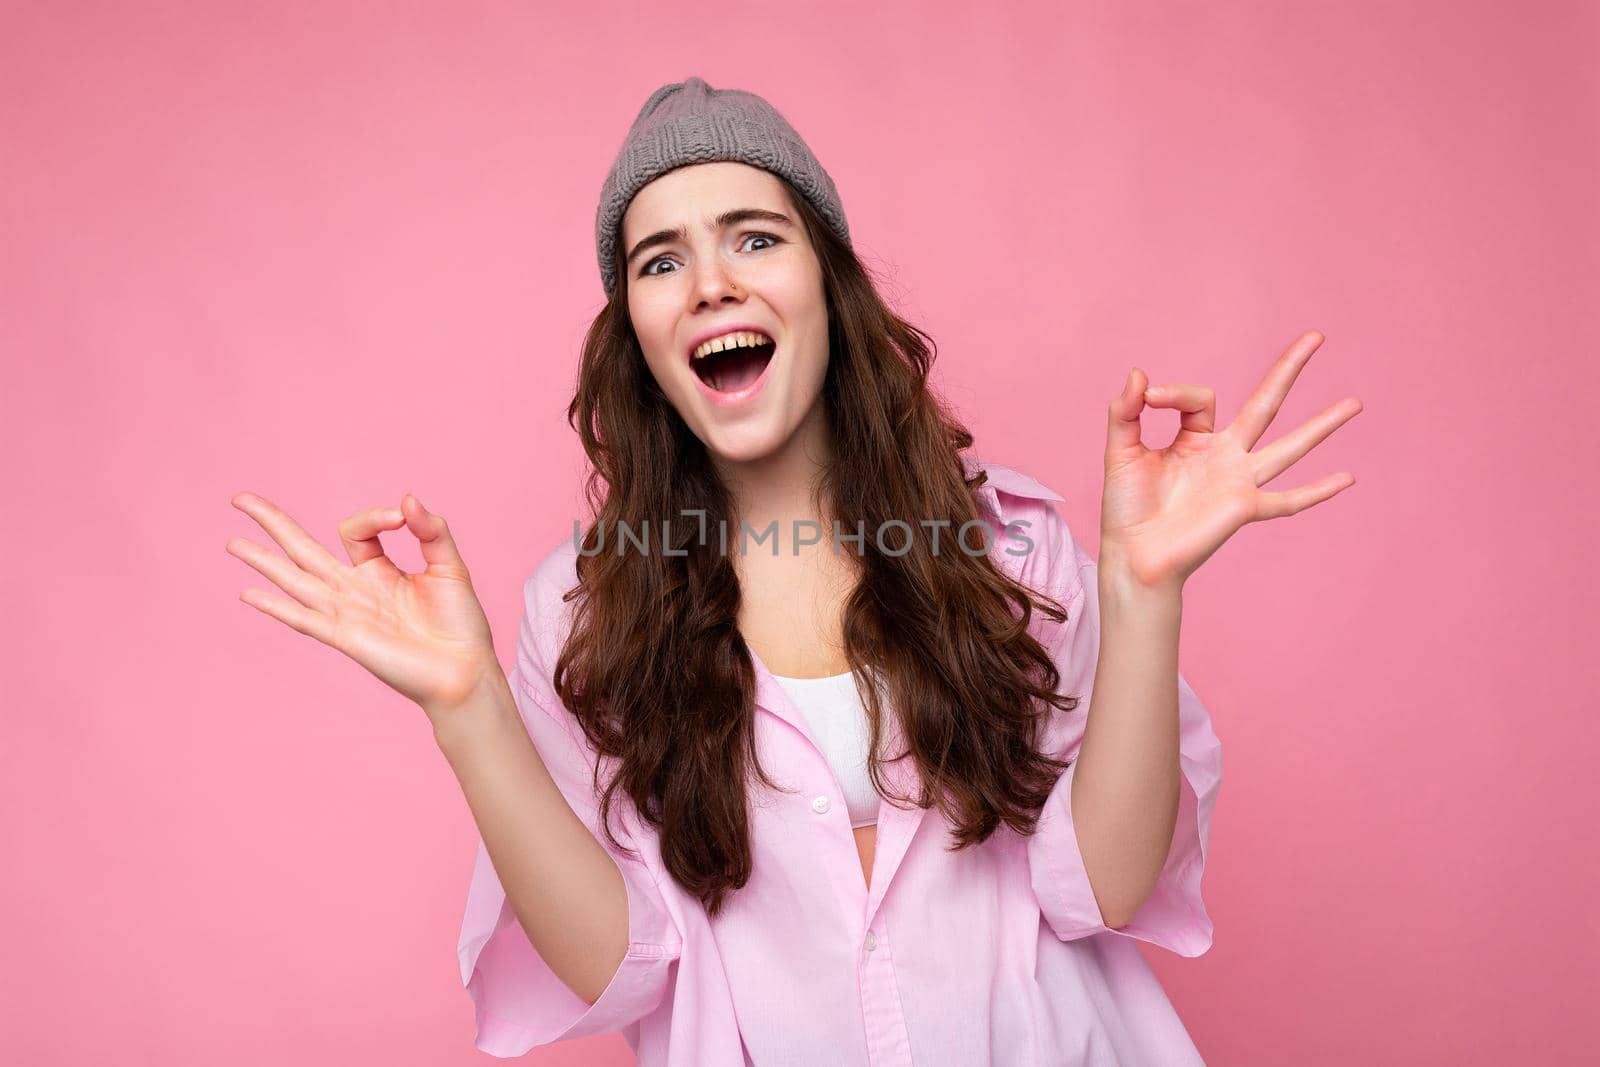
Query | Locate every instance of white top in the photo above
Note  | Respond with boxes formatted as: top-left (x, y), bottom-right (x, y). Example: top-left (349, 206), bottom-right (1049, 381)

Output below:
top-left (769, 669), bottom-right (883, 828)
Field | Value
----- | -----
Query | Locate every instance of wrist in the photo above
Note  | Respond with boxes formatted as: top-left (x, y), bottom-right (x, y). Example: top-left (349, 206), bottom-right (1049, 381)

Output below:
top-left (429, 666), bottom-right (521, 757)
top-left (1096, 542), bottom-right (1184, 607)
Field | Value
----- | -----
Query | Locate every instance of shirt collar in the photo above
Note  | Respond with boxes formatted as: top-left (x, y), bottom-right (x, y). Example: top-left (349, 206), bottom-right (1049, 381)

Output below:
top-left (963, 453), bottom-right (1066, 525)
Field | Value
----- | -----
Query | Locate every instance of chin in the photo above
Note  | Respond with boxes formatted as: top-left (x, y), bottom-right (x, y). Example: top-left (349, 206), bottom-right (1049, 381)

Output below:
top-left (697, 424), bottom-right (792, 466)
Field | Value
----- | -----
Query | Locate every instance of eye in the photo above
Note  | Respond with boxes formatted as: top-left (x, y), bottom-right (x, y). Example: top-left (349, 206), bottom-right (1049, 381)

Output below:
top-left (640, 254), bottom-right (679, 277)
top-left (741, 232), bottom-right (782, 252)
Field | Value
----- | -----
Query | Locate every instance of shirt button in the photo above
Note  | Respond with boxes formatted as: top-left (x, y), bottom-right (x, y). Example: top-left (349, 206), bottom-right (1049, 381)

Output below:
top-left (811, 795), bottom-right (831, 814)
top-left (864, 931), bottom-right (877, 951)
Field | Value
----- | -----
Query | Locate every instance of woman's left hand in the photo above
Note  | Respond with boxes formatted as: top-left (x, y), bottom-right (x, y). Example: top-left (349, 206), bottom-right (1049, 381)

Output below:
top-left (1097, 329), bottom-right (1363, 594)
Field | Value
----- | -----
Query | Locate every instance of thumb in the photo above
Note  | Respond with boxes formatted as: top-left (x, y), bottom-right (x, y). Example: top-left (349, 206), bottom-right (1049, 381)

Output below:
top-left (1105, 366), bottom-right (1148, 459)
top-left (402, 493), bottom-right (467, 571)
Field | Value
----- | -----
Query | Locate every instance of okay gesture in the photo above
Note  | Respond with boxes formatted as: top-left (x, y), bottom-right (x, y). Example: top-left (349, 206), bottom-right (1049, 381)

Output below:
top-left (1097, 330), bottom-right (1363, 593)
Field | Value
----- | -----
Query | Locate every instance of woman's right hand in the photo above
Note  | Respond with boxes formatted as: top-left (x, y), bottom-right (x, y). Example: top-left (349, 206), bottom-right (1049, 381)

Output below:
top-left (226, 491), bottom-right (502, 722)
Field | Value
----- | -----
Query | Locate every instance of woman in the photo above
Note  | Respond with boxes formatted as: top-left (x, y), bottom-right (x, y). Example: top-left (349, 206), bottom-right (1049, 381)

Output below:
top-left (227, 76), bottom-right (1360, 1065)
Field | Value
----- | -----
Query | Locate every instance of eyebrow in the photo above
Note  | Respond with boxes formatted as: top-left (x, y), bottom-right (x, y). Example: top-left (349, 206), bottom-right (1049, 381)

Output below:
top-left (624, 208), bottom-right (797, 268)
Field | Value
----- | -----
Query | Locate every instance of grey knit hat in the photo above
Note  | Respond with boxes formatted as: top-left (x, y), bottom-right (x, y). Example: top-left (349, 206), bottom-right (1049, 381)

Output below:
top-left (594, 76), bottom-right (852, 296)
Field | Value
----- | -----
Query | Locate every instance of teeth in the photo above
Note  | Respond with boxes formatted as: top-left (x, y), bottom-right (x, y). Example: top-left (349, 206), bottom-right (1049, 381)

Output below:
top-left (691, 331), bottom-right (772, 361)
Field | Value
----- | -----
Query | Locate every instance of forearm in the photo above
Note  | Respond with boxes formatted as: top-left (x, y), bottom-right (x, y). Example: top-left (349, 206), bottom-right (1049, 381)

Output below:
top-left (432, 672), bottom-right (628, 1006)
top-left (1069, 552), bottom-right (1183, 928)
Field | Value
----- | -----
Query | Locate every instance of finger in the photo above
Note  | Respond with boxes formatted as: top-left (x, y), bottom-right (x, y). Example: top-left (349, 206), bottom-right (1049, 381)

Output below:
top-left (339, 505), bottom-right (407, 568)
top-left (237, 585), bottom-right (335, 644)
top-left (402, 493), bottom-right (470, 573)
top-left (1251, 395), bottom-right (1364, 486)
top-left (1226, 330), bottom-right (1325, 451)
top-left (226, 536), bottom-right (334, 612)
top-left (1143, 383), bottom-right (1216, 434)
top-left (1105, 366), bottom-right (1152, 462)
top-left (1254, 471), bottom-right (1356, 521)
top-left (231, 492), bottom-right (346, 583)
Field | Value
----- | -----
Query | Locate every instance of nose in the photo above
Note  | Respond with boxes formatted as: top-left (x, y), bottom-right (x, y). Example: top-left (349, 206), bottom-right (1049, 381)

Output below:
top-left (689, 253), bottom-right (745, 309)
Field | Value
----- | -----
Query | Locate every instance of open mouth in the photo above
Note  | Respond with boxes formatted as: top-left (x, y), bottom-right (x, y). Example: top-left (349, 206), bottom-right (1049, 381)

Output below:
top-left (691, 339), bottom-right (776, 394)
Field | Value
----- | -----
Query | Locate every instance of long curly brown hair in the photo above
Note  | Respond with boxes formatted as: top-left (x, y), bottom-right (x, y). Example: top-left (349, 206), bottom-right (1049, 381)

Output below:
top-left (554, 173), bottom-right (1081, 917)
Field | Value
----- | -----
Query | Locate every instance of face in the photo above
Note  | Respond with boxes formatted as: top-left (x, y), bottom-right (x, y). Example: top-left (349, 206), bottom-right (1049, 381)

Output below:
top-left (621, 162), bottom-right (831, 470)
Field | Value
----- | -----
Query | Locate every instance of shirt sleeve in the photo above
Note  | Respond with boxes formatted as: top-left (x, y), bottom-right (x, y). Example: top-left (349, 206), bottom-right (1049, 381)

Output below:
top-left (456, 568), bottom-right (682, 1056)
top-left (1014, 499), bottom-right (1224, 958)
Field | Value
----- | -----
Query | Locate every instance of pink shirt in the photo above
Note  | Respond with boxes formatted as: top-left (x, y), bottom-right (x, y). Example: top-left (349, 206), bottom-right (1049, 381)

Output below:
top-left (457, 457), bottom-right (1224, 1065)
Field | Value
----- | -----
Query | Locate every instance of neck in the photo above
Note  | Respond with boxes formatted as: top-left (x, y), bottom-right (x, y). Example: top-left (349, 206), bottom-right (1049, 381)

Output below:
top-left (714, 402), bottom-right (836, 552)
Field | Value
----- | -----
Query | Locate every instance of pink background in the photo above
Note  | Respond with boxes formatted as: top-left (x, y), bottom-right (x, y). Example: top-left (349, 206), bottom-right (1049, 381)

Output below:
top-left (4, 2), bottom-right (1595, 1063)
